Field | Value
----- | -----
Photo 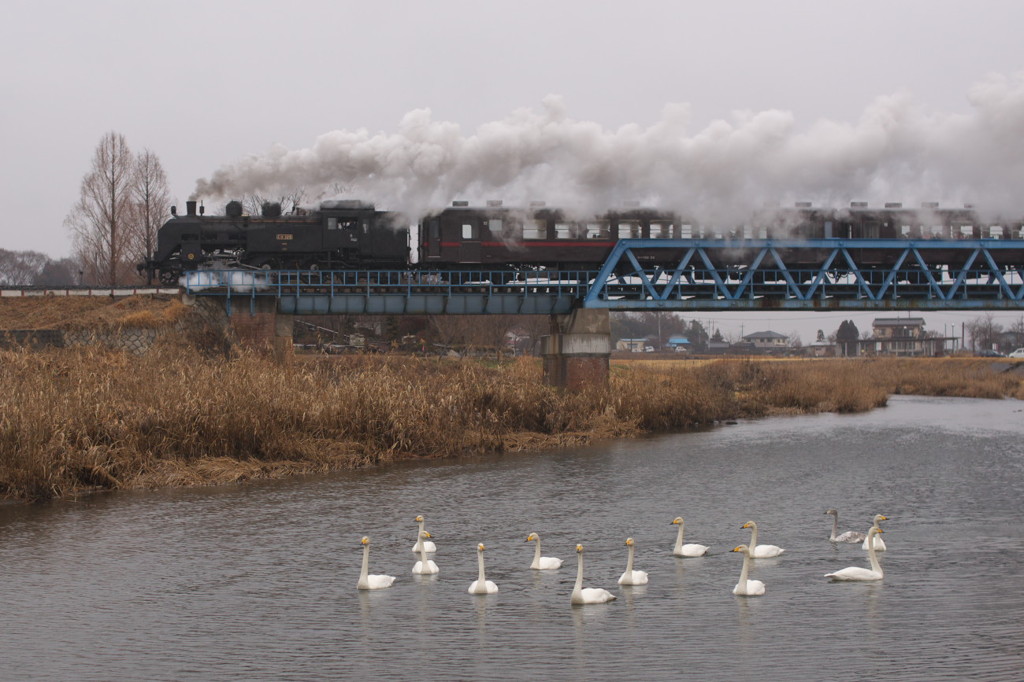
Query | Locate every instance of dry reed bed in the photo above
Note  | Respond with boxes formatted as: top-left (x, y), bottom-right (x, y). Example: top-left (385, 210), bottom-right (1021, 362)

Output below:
top-left (1, 348), bottom-right (1020, 502)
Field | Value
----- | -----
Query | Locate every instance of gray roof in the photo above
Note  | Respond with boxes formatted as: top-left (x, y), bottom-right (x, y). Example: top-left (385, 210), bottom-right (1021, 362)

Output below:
top-left (742, 330), bottom-right (788, 340)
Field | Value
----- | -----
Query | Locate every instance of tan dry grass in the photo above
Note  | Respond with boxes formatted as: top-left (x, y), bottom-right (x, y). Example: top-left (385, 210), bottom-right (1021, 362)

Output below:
top-left (1, 348), bottom-right (1020, 502)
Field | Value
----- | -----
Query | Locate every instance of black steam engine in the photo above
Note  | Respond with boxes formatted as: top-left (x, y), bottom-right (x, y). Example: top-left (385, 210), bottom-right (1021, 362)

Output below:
top-left (141, 199), bottom-right (1024, 284)
top-left (141, 199), bottom-right (409, 285)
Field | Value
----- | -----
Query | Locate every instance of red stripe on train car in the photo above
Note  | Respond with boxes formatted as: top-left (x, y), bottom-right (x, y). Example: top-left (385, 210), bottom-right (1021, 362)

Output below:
top-left (436, 241), bottom-right (618, 248)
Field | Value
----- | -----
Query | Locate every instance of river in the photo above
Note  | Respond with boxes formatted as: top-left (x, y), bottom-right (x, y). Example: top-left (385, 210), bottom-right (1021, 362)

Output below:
top-left (1, 395), bottom-right (1022, 680)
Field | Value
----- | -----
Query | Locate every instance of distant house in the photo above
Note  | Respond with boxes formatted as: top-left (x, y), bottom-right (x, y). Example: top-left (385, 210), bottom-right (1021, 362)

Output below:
top-left (871, 317), bottom-right (928, 356)
top-left (616, 338), bottom-right (647, 352)
top-left (805, 340), bottom-right (836, 358)
top-left (742, 330), bottom-right (789, 351)
top-left (666, 335), bottom-right (690, 352)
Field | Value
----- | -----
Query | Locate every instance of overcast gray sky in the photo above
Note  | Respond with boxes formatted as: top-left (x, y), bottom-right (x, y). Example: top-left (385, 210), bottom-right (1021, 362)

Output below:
top-left (3, 0), bottom-right (1023, 343)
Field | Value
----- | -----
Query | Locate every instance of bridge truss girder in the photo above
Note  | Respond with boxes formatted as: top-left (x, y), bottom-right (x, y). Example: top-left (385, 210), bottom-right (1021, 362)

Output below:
top-left (583, 239), bottom-right (1024, 311)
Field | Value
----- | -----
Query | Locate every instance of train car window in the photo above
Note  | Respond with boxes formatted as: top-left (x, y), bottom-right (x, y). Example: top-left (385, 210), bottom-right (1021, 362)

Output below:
top-left (327, 217), bottom-right (338, 230)
top-left (462, 223), bottom-right (475, 240)
top-left (618, 222), bottom-right (640, 239)
top-left (959, 225), bottom-right (973, 239)
top-left (488, 219), bottom-right (502, 238)
top-left (651, 222), bottom-right (672, 239)
top-left (900, 225), bottom-right (911, 237)
top-left (990, 225), bottom-right (1003, 239)
top-left (524, 220), bottom-right (545, 240)
top-left (681, 224), bottom-right (693, 239)
top-left (585, 223), bottom-right (606, 239)
top-left (555, 223), bottom-right (573, 239)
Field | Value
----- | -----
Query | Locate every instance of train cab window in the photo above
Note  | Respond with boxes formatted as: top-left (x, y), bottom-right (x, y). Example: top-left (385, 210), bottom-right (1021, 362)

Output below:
top-left (327, 217), bottom-right (338, 230)
top-left (488, 219), bottom-right (502, 238)
top-left (524, 220), bottom-right (545, 240)
top-left (555, 222), bottom-right (573, 239)
top-left (462, 223), bottom-right (476, 240)
top-left (618, 222), bottom-right (640, 239)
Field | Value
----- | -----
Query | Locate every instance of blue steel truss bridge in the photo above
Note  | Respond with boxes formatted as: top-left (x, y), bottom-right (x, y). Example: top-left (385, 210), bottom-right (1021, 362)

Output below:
top-left (183, 238), bottom-right (1024, 315)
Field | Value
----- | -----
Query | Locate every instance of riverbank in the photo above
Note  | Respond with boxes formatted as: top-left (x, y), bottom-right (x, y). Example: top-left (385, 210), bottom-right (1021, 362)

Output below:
top-left (1, 345), bottom-right (1021, 502)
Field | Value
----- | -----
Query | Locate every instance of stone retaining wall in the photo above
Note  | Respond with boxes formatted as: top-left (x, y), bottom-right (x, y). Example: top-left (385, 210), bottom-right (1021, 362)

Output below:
top-left (0, 296), bottom-right (232, 355)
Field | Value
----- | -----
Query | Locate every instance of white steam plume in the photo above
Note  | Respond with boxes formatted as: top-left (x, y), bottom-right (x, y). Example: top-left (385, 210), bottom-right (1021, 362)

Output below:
top-left (194, 72), bottom-right (1024, 223)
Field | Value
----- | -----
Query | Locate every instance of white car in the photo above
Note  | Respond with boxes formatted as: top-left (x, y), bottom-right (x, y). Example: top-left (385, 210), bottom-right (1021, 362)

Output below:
top-left (1009, 348), bottom-right (1024, 358)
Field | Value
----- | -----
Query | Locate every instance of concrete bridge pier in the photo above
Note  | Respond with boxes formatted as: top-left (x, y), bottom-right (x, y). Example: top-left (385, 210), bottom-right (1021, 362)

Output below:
top-left (540, 308), bottom-right (611, 389)
top-left (224, 297), bottom-right (294, 363)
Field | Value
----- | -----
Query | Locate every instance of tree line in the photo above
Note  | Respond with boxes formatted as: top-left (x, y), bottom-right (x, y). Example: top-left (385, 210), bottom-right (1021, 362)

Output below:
top-left (0, 132), bottom-right (170, 287)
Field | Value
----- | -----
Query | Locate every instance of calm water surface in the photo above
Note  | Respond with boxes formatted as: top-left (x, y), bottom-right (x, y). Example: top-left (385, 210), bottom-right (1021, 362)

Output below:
top-left (2, 395), bottom-right (1023, 680)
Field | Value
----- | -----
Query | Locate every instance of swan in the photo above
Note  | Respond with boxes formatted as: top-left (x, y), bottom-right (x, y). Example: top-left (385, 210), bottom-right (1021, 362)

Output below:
top-left (861, 514), bottom-right (888, 552)
top-left (571, 544), bottom-right (617, 605)
top-left (468, 543), bottom-right (498, 594)
top-left (525, 532), bottom-right (563, 570)
top-left (825, 509), bottom-right (867, 543)
top-left (671, 517), bottom-right (710, 557)
top-left (827, 528), bottom-right (884, 581)
top-left (412, 531), bottom-right (439, 574)
top-left (741, 520), bottom-right (785, 558)
top-left (411, 515), bottom-right (437, 553)
top-left (356, 536), bottom-right (396, 590)
top-left (731, 544), bottom-right (765, 596)
top-left (617, 537), bottom-right (649, 586)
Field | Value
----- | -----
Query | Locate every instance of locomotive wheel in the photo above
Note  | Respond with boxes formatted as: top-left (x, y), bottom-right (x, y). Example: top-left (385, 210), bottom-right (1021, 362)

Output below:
top-left (159, 269), bottom-right (180, 286)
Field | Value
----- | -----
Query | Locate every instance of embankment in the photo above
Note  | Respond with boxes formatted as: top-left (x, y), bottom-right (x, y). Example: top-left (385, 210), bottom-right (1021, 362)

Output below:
top-left (2, 338), bottom-right (1021, 502)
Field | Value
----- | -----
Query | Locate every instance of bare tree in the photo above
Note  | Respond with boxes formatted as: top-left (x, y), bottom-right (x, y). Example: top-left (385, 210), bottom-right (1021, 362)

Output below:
top-left (130, 149), bottom-right (170, 282)
top-left (240, 189), bottom-right (307, 216)
top-left (965, 313), bottom-right (1002, 352)
top-left (0, 249), bottom-right (49, 285)
top-left (65, 132), bottom-right (139, 285)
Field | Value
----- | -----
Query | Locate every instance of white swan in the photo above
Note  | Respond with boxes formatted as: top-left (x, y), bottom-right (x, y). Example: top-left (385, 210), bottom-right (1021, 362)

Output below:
top-left (411, 515), bottom-right (437, 553)
top-left (356, 536), bottom-right (396, 590)
top-left (571, 544), bottom-right (617, 605)
top-left (825, 509), bottom-right (867, 543)
top-left (827, 527), bottom-right (884, 581)
top-left (731, 544), bottom-right (765, 596)
top-left (525, 532), bottom-right (563, 570)
top-left (671, 517), bottom-right (710, 557)
top-left (861, 514), bottom-right (888, 552)
top-left (412, 531), bottom-right (439, 575)
top-left (741, 520), bottom-right (785, 558)
top-left (468, 543), bottom-right (498, 594)
top-left (617, 537), bottom-right (649, 586)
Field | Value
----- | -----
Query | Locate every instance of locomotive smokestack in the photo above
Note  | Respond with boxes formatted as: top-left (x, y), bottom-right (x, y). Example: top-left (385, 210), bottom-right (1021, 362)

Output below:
top-left (186, 200), bottom-right (197, 216)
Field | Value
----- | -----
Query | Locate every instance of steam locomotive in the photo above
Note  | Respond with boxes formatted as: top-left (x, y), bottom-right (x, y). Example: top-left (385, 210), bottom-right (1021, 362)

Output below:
top-left (140, 198), bottom-right (1024, 285)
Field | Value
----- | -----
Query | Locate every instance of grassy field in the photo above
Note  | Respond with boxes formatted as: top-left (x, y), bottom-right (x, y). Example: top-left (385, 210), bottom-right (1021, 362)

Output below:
top-left (1, 346), bottom-right (1021, 502)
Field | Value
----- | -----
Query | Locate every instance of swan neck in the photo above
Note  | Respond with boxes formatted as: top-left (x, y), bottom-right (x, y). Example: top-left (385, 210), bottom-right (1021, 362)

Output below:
top-left (477, 550), bottom-right (486, 582)
top-left (533, 539), bottom-right (542, 562)
top-left (867, 530), bottom-right (882, 573)
top-left (674, 523), bottom-right (685, 553)
top-left (359, 543), bottom-right (370, 584)
top-left (738, 549), bottom-right (751, 587)
top-left (748, 523), bottom-right (758, 547)
top-left (573, 552), bottom-right (584, 593)
top-left (830, 514), bottom-right (839, 541)
top-left (419, 541), bottom-right (430, 563)
top-left (625, 544), bottom-right (635, 573)
top-left (415, 520), bottom-right (425, 551)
